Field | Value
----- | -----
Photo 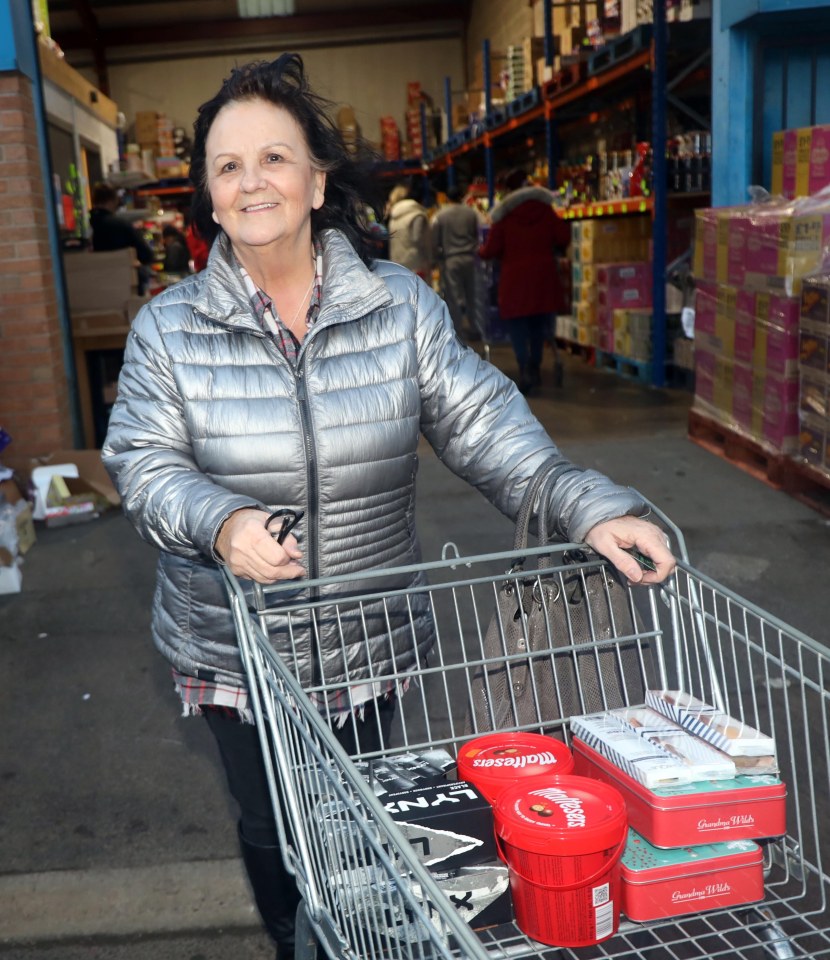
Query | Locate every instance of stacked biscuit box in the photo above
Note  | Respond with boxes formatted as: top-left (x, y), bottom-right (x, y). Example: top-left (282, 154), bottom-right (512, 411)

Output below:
top-left (570, 218), bottom-right (651, 350)
top-left (690, 191), bottom-right (830, 453)
top-left (316, 747), bottom-right (513, 948)
top-left (772, 123), bottom-right (830, 199)
top-left (570, 691), bottom-right (784, 922)
top-left (797, 272), bottom-right (830, 475)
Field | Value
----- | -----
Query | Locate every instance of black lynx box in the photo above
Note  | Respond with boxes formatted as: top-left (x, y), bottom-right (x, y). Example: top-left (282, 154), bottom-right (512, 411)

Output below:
top-left (383, 779), bottom-right (498, 871)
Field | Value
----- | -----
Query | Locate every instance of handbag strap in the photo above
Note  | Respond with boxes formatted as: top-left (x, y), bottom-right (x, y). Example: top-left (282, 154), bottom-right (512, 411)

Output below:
top-left (513, 457), bottom-right (573, 552)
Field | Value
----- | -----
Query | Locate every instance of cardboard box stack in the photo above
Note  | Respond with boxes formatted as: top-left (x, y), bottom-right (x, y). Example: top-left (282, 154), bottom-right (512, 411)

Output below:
top-left (404, 82), bottom-right (425, 158)
top-left (131, 111), bottom-right (188, 179)
top-left (472, 50), bottom-right (505, 114)
top-left (690, 197), bottom-right (830, 453)
top-left (379, 116), bottom-right (401, 162)
top-left (504, 38), bottom-right (546, 101)
top-left (798, 274), bottom-right (830, 474)
top-left (570, 217), bottom-right (651, 351)
top-left (619, 0), bottom-right (710, 30)
top-left (771, 123), bottom-right (830, 199)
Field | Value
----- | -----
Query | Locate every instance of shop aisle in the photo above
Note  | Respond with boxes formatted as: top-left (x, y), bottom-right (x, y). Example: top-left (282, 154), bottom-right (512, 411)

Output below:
top-left (0, 346), bottom-right (827, 957)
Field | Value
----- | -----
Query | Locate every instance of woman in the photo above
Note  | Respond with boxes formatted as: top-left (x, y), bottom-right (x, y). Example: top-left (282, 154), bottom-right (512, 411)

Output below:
top-left (102, 55), bottom-right (674, 959)
top-left (386, 181), bottom-right (431, 279)
top-left (479, 168), bottom-right (572, 393)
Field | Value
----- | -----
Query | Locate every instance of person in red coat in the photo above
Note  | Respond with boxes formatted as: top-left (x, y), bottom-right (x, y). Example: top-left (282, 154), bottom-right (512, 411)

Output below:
top-left (479, 169), bottom-right (571, 393)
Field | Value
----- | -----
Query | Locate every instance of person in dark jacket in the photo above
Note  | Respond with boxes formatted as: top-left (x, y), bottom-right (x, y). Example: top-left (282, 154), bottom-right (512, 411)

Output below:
top-left (479, 168), bottom-right (572, 393)
top-left (161, 224), bottom-right (191, 273)
top-left (102, 55), bottom-right (675, 960)
top-left (89, 182), bottom-right (156, 293)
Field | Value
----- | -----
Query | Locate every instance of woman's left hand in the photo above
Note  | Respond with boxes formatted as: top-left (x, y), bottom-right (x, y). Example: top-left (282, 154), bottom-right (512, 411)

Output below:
top-left (584, 516), bottom-right (676, 585)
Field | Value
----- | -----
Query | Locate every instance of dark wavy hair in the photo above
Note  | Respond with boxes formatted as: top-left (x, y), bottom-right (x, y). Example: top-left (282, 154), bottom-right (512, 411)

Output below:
top-left (189, 53), bottom-right (382, 265)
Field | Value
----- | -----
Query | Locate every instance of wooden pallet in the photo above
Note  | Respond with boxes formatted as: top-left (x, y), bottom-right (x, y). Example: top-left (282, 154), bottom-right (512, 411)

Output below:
top-left (782, 459), bottom-right (830, 518)
top-left (484, 106), bottom-right (507, 130)
top-left (587, 24), bottom-right (653, 78)
top-left (596, 349), bottom-right (653, 385)
top-left (687, 409), bottom-right (788, 490)
top-left (507, 87), bottom-right (540, 117)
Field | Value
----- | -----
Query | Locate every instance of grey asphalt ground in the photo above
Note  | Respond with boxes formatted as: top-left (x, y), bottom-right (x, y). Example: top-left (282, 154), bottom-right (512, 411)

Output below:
top-left (1, 345), bottom-right (827, 958)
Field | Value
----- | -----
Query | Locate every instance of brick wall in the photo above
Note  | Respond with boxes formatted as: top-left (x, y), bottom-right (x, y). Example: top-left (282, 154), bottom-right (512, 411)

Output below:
top-left (0, 72), bottom-right (74, 470)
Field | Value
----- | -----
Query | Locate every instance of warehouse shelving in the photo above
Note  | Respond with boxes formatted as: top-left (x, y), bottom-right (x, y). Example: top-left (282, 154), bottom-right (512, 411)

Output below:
top-left (416, 13), bottom-right (711, 389)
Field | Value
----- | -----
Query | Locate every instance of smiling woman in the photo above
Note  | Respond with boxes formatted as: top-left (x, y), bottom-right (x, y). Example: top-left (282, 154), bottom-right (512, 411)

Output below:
top-left (205, 99), bottom-right (326, 329)
top-left (102, 52), bottom-right (675, 959)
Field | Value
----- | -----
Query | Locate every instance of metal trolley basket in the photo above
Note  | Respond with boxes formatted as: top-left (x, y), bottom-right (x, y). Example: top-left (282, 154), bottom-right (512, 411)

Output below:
top-left (222, 515), bottom-right (829, 960)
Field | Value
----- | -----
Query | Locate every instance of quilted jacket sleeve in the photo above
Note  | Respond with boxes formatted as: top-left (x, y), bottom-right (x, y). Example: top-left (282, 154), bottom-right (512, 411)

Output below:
top-left (414, 280), bottom-right (647, 542)
top-left (101, 302), bottom-right (262, 561)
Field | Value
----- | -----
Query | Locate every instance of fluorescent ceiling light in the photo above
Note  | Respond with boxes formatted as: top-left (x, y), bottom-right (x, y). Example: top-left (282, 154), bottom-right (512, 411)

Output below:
top-left (238, 0), bottom-right (296, 17)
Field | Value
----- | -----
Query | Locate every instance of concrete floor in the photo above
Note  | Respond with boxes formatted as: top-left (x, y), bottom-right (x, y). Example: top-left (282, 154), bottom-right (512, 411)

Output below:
top-left (1, 343), bottom-right (828, 958)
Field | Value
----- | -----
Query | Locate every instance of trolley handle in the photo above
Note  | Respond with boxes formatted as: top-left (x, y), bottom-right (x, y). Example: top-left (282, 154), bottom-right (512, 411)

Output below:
top-left (639, 494), bottom-right (689, 564)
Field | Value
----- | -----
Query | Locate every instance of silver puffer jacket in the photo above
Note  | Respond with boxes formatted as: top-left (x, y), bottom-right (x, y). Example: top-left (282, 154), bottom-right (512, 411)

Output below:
top-left (102, 228), bottom-right (646, 690)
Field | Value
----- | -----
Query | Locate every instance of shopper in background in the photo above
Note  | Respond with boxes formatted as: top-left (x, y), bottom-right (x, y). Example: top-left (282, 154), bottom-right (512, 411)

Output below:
top-left (161, 224), bottom-right (192, 274)
top-left (386, 181), bottom-right (431, 279)
top-left (479, 168), bottom-right (571, 393)
top-left (89, 181), bottom-right (156, 293)
top-left (184, 210), bottom-right (210, 271)
top-left (102, 54), bottom-right (675, 960)
top-left (431, 184), bottom-right (483, 341)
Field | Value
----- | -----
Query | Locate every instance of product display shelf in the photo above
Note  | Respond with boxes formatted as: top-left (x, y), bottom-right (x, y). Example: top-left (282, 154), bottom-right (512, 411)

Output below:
top-left (558, 197), bottom-right (653, 220)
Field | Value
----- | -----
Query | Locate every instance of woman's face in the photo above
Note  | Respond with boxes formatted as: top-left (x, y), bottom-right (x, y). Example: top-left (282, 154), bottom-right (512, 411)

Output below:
top-left (205, 97), bottom-right (326, 257)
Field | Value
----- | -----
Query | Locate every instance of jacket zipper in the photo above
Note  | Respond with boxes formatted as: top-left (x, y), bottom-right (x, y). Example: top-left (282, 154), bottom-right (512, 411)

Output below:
top-left (295, 347), bottom-right (323, 688)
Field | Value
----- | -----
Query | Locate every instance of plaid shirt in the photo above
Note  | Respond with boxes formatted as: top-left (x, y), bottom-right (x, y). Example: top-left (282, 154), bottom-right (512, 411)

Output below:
top-left (173, 239), bottom-right (404, 723)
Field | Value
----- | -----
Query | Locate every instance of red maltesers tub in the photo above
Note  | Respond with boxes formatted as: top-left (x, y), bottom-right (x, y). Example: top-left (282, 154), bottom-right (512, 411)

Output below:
top-left (457, 732), bottom-right (574, 805)
top-left (494, 775), bottom-right (628, 948)
top-left (621, 829), bottom-right (765, 921)
top-left (572, 737), bottom-right (786, 848)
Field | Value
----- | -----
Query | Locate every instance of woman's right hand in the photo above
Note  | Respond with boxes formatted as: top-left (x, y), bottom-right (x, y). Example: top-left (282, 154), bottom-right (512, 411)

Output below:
top-left (215, 509), bottom-right (306, 583)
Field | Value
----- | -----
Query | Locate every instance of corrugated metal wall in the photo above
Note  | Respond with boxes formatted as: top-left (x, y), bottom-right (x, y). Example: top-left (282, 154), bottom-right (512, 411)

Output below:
top-left (755, 31), bottom-right (830, 190)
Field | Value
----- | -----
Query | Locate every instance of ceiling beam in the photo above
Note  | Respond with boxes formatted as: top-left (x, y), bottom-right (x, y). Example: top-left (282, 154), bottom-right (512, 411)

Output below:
top-left (53, 3), bottom-right (468, 51)
top-left (69, 0), bottom-right (110, 94)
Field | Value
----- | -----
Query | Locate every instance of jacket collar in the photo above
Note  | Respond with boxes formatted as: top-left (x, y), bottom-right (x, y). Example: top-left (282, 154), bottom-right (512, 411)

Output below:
top-left (193, 228), bottom-right (392, 333)
top-left (490, 186), bottom-right (556, 223)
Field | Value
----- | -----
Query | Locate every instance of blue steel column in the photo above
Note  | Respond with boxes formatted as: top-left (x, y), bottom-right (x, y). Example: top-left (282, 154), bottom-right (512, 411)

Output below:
top-left (483, 39), bottom-right (495, 207)
top-left (3, 0), bottom-right (81, 442)
top-left (543, 1), bottom-right (556, 189)
top-left (546, 105), bottom-right (557, 191)
top-left (651, 2), bottom-right (668, 388)
top-left (444, 75), bottom-right (456, 190)
top-left (543, 0), bottom-right (553, 67)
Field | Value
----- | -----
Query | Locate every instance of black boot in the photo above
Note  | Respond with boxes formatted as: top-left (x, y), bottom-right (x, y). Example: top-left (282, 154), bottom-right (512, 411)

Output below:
top-left (238, 823), bottom-right (300, 959)
top-left (516, 365), bottom-right (532, 395)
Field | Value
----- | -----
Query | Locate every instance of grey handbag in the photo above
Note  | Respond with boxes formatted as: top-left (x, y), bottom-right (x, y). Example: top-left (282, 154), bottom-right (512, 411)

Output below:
top-left (466, 459), bottom-right (650, 736)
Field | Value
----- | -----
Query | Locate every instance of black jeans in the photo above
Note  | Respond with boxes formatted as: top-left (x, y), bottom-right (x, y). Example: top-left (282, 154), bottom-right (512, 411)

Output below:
top-left (204, 696), bottom-right (397, 847)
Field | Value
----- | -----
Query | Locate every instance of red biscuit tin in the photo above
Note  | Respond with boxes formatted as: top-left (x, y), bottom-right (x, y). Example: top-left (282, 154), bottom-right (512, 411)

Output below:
top-left (621, 829), bottom-right (765, 922)
top-left (572, 737), bottom-right (786, 848)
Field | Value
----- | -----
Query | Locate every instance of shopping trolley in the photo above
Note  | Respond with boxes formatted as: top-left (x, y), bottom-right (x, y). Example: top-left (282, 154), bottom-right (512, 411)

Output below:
top-left (222, 508), bottom-right (830, 960)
